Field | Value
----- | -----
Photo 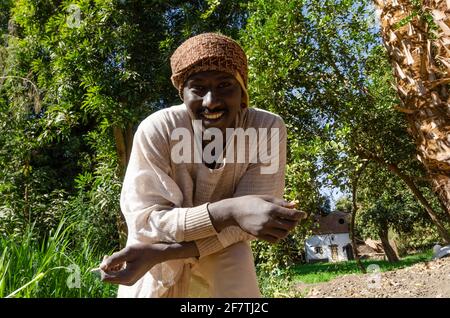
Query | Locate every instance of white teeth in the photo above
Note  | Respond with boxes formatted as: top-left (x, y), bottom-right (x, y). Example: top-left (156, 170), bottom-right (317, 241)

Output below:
top-left (203, 112), bottom-right (224, 120)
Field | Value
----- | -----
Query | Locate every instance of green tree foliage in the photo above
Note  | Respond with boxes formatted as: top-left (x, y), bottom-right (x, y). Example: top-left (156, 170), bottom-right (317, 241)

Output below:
top-left (335, 196), bottom-right (352, 213)
top-left (357, 169), bottom-right (421, 232)
top-left (242, 0), bottom-right (380, 270)
top-left (0, 0), bottom-right (248, 247)
top-left (356, 164), bottom-right (444, 255)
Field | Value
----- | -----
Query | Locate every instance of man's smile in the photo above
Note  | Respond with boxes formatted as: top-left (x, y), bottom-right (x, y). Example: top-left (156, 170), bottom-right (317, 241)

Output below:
top-left (201, 110), bottom-right (226, 120)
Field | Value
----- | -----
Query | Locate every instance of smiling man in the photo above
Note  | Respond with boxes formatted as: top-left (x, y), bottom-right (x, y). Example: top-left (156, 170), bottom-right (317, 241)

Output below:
top-left (100, 33), bottom-right (305, 298)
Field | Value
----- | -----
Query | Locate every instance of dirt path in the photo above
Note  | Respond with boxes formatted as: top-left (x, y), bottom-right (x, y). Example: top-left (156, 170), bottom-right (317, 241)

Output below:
top-left (294, 257), bottom-right (450, 298)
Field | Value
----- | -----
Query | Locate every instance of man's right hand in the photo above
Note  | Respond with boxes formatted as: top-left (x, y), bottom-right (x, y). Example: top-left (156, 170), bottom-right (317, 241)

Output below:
top-left (208, 195), bottom-right (307, 243)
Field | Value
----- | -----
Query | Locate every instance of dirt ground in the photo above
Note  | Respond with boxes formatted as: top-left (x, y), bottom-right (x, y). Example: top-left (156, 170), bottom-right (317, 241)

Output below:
top-left (295, 257), bottom-right (450, 298)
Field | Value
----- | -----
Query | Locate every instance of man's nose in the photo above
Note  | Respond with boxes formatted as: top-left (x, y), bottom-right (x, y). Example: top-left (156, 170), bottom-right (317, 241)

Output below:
top-left (202, 90), bottom-right (222, 110)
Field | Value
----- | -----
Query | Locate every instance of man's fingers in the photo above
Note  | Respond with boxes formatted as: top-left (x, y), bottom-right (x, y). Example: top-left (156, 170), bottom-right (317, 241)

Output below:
top-left (101, 248), bottom-right (130, 270)
top-left (252, 195), bottom-right (301, 211)
top-left (101, 268), bottom-right (135, 286)
top-left (258, 195), bottom-right (293, 207)
top-left (270, 218), bottom-right (298, 231)
top-left (274, 207), bottom-right (307, 221)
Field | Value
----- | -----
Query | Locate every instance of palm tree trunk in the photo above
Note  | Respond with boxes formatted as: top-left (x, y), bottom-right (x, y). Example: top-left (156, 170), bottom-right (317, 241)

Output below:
top-left (375, 0), bottom-right (450, 213)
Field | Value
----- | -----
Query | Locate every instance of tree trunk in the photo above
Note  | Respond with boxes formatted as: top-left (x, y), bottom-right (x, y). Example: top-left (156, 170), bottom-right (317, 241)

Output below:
top-left (125, 123), bottom-right (133, 167)
top-left (375, 0), bottom-right (450, 214)
top-left (112, 123), bottom-right (135, 247)
top-left (378, 222), bottom-right (399, 262)
top-left (350, 162), bottom-right (368, 274)
top-left (113, 126), bottom-right (127, 176)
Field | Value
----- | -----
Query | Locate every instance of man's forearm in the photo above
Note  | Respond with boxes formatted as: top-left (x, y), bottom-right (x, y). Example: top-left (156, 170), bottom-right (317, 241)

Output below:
top-left (164, 241), bottom-right (200, 259)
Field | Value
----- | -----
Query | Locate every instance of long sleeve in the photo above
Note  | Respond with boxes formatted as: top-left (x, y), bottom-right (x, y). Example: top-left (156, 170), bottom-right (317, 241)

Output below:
top-left (121, 113), bottom-right (219, 245)
top-left (196, 116), bottom-right (287, 255)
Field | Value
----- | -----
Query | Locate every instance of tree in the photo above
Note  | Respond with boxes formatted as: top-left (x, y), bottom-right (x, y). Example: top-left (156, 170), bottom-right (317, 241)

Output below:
top-left (357, 165), bottom-right (432, 262)
top-left (335, 196), bottom-right (352, 213)
top-left (375, 0), bottom-right (450, 213)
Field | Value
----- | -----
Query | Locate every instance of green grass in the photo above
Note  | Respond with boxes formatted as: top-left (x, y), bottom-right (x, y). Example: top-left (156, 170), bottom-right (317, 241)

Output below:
top-left (0, 218), bottom-right (118, 298)
top-left (291, 250), bottom-right (433, 284)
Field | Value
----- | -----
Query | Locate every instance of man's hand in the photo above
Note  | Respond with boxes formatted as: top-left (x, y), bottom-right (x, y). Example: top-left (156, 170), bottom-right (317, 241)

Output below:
top-left (99, 243), bottom-right (168, 286)
top-left (208, 195), bottom-right (307, 243)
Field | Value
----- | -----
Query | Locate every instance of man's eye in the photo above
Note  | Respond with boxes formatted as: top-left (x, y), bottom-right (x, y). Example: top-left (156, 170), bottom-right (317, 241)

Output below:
top-left (218, 82), bottom-right (232, 88)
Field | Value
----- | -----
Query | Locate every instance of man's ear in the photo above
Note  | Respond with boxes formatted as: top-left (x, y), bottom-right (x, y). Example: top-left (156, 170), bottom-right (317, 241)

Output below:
top-left (240, 89), bottom-right (246, 108)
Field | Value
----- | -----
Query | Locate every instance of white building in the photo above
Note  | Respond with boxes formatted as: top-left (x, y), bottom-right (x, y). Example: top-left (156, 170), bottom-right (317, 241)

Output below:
top-left (305, 211), bottom-right (353, 263)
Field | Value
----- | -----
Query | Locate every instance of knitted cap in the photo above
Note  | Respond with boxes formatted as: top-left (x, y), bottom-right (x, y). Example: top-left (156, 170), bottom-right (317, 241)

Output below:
top-left (170, 33), bottom-right (248, 106)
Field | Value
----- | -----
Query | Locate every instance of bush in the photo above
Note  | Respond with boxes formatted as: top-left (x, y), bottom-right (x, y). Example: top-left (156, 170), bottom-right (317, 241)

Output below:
top-left (256, 266), bottom-right (306, 298)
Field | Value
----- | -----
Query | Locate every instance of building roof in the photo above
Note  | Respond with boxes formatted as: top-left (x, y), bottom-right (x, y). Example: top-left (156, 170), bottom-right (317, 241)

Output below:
top-left (311, 211), bottom-right (350, 235)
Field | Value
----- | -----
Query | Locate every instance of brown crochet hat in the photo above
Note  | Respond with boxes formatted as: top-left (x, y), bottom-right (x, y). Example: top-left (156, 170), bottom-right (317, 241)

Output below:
top-left (170, 32), bottom-right (249, 107)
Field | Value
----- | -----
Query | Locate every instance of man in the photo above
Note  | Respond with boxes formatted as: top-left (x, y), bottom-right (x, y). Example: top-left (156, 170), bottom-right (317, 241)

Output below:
top-left (100, 33), bottom-right (305, 297)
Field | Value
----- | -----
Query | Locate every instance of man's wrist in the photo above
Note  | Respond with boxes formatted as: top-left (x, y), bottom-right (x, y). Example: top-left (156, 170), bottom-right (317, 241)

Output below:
top-left (207, 199), bottom-right (236, 232)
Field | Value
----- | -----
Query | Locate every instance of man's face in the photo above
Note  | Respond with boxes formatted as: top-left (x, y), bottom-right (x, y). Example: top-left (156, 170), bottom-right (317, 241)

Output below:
top-left (183, 70), bottom-right (242, 133)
